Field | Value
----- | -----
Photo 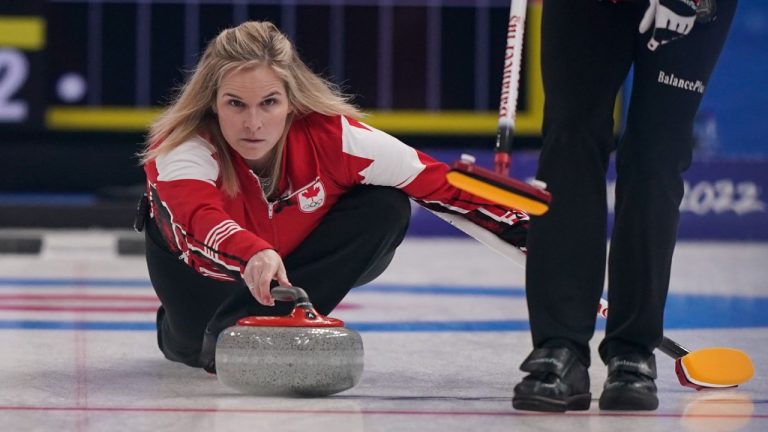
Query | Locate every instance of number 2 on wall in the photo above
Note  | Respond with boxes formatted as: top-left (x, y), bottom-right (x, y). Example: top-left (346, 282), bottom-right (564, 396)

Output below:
top-left (0, 49), bottom-right (29, 122)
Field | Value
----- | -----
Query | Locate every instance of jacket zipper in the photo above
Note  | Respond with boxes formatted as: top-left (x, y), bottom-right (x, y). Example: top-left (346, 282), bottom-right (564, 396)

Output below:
top-left (260, 182), bottom-right (280, 252)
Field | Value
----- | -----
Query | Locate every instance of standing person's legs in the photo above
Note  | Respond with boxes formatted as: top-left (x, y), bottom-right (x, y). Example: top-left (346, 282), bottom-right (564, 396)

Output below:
top-left (602, 0), bottom-right (738, 361)
top-left (526, 0), bottom-right (635, 363)
top-left (513, 0), bottom-right (636, 412)
top-left (599, 0), bottom-right (738, 410)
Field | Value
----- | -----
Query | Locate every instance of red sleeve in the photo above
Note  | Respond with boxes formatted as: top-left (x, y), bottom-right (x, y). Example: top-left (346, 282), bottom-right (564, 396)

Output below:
top-left (333, 115), bottom-right (529, 246)
top-left (146, 137), bottom-right (272, 281)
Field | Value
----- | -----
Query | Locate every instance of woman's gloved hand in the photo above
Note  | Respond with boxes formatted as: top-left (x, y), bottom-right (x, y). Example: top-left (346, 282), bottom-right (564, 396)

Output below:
top-left (639, 0), bottom-right (699, 51)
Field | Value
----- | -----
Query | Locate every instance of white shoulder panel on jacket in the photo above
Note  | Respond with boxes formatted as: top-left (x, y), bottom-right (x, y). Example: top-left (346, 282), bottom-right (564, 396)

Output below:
top-left (340, 116), bottom-right (426, 188)
top-left (155, 135), bottom-right (219, 185)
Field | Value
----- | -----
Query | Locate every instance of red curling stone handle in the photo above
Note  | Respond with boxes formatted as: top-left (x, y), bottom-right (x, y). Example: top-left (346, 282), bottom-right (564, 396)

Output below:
top-left (235, 286), bottom-right (346, 328)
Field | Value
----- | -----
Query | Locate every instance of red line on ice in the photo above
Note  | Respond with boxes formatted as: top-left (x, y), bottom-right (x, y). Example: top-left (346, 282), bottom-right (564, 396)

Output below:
top-left (0, 405), bottom-right (764, 419)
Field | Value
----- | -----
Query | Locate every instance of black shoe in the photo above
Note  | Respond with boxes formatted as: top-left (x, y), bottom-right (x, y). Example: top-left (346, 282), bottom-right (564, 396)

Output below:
top-left (199, 329), bottom-right (218, 374)
top-left (599, 353), bottom-right (659, 411)
top-left (512, 347), bottom-right (592, 412)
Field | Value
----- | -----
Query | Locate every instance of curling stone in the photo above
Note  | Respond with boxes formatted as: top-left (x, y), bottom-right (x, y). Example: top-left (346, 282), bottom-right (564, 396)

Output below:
top-left (215, 286), bottom-right (364, 396)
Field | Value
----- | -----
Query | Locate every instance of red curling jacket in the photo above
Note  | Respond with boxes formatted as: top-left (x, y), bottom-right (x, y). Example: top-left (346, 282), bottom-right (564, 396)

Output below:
top-left (144, 113), bottom-right (528, 281)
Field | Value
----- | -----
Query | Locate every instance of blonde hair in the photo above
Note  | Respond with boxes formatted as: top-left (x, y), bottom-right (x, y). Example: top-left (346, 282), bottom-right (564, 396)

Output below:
top-left (141, 21), bottom-right (362, 197)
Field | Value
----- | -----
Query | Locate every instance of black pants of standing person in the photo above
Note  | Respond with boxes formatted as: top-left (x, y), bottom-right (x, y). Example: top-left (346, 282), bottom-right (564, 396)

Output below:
top-left (525, 0), bottom-right (737, 366)
top-left (144, 186), bottom-right (411, 371)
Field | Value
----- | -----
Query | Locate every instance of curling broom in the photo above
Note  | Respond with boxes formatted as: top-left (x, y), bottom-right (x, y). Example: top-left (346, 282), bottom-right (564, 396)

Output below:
top-left (446, 0), bottom-right (551, 215)
top-left (431, 209), bottom-right (755, 390)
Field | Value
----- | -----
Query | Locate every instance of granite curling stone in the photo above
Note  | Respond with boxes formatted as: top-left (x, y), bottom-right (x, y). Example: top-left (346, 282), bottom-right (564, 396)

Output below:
top-left (215, 286), bottom-right (364, 396)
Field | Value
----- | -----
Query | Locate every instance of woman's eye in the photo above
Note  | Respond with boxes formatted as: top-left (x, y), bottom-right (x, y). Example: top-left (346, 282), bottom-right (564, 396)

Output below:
top-left (262, 98), bottom-right (277, 106)
top-left (228, 99), bottom-right (244, 108)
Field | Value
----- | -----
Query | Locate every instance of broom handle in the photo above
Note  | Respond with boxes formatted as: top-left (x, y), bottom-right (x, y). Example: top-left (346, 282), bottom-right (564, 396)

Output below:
top-left (494, 0), bottom-right (528, 176)
top-left (659, 336), bottom-right (690, 359)
top-left (598, 298), bottom-right (690, 359)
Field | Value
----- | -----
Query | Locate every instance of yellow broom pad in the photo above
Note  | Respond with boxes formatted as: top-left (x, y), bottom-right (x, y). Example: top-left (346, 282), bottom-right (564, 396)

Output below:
top-left (680, 348), bottom-right (754, 387)
top-left (446, 171), bottom-right (549, 216)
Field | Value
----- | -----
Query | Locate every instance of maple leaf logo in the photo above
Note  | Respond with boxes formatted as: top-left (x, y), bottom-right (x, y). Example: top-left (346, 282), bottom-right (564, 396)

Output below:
top-left (301, 184), bottom-right (322, 200)
top-left (298, 181), bottom-right (325, 213)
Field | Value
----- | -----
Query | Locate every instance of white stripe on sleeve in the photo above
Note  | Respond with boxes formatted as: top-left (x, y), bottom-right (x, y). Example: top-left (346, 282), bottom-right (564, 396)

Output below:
top-left (156, 135), bottom-right (219, 185)
top-left (204, 220), bottom-right (244, 254)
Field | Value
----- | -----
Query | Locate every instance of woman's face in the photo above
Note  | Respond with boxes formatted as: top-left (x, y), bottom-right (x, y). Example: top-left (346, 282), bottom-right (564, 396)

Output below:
top-left (214, 65), bottom-right (291, 170)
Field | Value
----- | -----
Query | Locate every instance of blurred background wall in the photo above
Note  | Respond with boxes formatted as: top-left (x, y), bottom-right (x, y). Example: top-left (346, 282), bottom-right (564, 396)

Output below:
top-left (0, 0), bottom-right (765, 239)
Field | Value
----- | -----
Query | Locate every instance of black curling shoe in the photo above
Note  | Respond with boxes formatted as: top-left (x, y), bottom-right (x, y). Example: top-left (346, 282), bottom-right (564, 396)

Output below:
top-left (512, 347), bottom-right (592, 412)
top-left (599, 353), bottom-right (659, 411)
top-left (199, 329), bottom-right (218, 374)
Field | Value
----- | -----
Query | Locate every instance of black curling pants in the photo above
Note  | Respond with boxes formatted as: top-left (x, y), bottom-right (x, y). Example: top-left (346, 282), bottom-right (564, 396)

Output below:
top-left (525, 0), bottom-right (737, 366)
top-left (145, 186), bottom-right (411, 369)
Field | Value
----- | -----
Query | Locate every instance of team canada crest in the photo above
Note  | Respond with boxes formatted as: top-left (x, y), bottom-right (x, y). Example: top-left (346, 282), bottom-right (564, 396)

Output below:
top-left (298, 180), bottom-right (325, 213)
